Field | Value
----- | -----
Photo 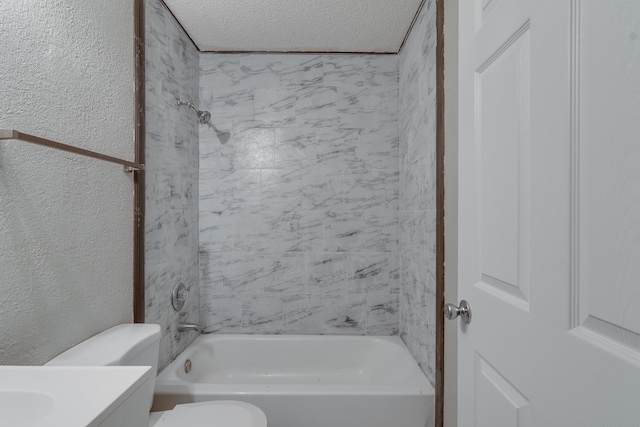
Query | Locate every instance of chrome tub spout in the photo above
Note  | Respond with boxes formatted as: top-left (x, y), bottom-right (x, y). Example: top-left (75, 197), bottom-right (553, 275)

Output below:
top-left (177, 322), bottom-right (200, 332)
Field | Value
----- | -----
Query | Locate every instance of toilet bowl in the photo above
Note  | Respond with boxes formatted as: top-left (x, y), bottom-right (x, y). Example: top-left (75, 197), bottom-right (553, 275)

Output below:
top-left (46, 324), bottom-right (267, 427)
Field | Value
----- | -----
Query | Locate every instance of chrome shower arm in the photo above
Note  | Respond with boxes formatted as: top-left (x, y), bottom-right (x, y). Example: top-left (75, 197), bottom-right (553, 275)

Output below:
top-left (177, 99), bottom-right (197, 113)
top-left (176, 99), bottom-right (211, 124)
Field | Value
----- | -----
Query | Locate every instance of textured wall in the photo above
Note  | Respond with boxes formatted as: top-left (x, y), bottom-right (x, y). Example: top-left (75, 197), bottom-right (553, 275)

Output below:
top-left (199, 53), bottom-right (400, 335)
top-left (398, 0), bottom-right (438, 385)
top-left (0, 1), bottom-right (134, 364)
top-left (145, 0), bottom-right (200, 370)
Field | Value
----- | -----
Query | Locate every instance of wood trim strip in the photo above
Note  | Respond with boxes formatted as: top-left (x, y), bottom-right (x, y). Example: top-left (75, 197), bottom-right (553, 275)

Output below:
top-left (199, 50), bottom-right (398, 55)
top-left (435, 0), bottom-right (446, 425)
top-left (398, 0), bottom-right (428, 54)
top-left (159, 0), bottom-right (200, 52)
top-left (133, 0), bottom-right (146, 323)
top-left (0, 129), bottom-right (144, 171)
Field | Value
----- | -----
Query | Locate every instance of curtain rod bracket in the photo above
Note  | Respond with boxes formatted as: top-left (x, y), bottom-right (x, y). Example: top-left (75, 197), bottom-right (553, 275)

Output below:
top-left (124, 165), bottom-right (145, 173)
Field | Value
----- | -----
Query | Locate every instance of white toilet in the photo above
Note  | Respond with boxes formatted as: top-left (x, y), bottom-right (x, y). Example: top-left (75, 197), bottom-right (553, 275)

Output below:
top-left (46, 324), bottom-right (267, 427)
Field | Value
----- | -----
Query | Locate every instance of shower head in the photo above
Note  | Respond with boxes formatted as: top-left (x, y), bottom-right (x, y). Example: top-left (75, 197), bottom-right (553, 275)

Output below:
top-left (177, 99), bottom-right (211, 124)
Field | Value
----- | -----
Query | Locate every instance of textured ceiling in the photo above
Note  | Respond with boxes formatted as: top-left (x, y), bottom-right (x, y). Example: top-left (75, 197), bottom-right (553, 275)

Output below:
top-left (162, 0), bottom-right (424, 53)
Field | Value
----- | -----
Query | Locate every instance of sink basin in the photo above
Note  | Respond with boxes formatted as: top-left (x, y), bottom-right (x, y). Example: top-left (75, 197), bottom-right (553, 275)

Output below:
top-left (0, 390), bottom-right (55, 426)
top-left (0, 366), bottom-right (151, 427)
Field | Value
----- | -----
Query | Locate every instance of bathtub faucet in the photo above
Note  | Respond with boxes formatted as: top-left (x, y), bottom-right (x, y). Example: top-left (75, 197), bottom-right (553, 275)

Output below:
top-left (177, 322), bottom-right (200, 332)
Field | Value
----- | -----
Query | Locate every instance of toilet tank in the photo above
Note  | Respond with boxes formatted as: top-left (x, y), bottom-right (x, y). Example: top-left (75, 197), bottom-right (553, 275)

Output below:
top-left (46, 323), bottom-right (161, 411)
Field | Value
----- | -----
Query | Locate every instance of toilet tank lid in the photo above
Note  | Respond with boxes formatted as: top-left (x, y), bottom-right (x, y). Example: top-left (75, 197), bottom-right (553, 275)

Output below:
top-left (46, 324), bottom-right (161, 366)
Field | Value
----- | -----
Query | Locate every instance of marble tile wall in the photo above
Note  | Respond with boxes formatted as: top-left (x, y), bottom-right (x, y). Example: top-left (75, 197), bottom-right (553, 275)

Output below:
top-left (199, 53), bottom-right (400, 336)
top-left (145, 0), bottom-right (200, 371)
top-left (398, 0), bottom-right (438, 386)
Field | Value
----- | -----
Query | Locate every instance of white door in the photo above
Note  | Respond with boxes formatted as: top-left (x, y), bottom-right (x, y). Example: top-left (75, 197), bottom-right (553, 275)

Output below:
top-left (456, 0), bottom-right (640, 425)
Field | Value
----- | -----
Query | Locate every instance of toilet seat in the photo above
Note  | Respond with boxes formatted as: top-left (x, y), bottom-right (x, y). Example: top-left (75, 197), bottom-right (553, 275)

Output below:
top-left (149, 401), bottom-right (267, 427)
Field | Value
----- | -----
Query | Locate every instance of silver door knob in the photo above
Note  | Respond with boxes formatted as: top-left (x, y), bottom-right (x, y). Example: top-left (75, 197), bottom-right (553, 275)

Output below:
top-left (444, 300), bottom-right (472, 324)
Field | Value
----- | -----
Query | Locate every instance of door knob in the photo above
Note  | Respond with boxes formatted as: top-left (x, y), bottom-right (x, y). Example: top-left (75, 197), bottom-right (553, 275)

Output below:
top-left (444, 300), bottom-right (472, 324)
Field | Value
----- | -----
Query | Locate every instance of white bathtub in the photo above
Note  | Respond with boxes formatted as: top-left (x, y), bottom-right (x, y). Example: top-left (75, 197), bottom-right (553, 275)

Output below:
top-left (152, 334), bottom-right (434, 427)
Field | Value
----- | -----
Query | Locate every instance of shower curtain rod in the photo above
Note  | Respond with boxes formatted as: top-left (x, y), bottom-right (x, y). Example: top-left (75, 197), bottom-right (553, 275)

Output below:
top-left (0, 129), bottom-right (145, 172)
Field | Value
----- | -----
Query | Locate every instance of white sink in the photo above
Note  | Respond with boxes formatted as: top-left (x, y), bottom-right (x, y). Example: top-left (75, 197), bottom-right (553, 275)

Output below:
top-left (0, 366), bottom-right (151, 427)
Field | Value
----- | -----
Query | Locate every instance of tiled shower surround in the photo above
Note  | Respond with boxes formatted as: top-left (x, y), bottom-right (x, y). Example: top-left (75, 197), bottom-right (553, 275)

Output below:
top-left (198, 54), bottom-right (401, 335)
top-left (142, 0), bottom-right (437, 384)
top-left (145, 0), bottom-right (200, 370)
top-left (399, 0), bottom-right (438, 384)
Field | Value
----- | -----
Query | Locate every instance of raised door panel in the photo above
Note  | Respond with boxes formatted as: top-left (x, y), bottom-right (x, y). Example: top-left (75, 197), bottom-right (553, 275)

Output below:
top-left (475, 353), bottom-right (529, 427)
top-left (575, 1), bottom-right (640, 352)
top-left (476, 25), bottom-right (531, 311)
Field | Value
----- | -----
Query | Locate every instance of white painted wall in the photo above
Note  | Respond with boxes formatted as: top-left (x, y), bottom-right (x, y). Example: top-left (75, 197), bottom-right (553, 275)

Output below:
top-left (0, 1), bottom-right (135, 365)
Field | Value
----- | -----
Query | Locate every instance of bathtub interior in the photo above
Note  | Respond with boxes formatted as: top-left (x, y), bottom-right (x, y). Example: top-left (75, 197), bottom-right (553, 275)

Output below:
top-left (153, 335), bottom-right (434, 427)
top-left (173, 336), bottom-right (416, 385)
